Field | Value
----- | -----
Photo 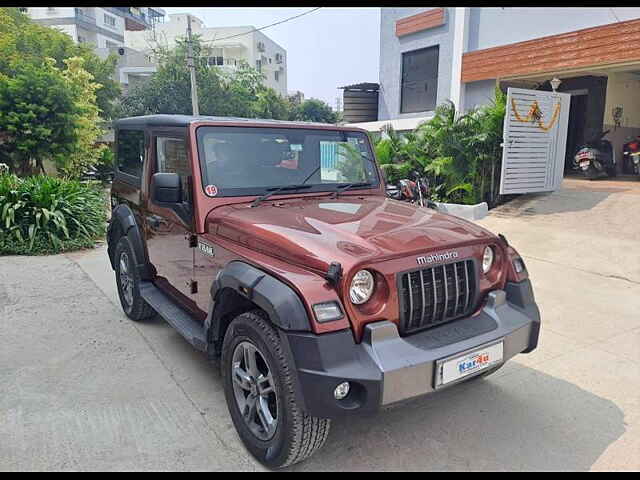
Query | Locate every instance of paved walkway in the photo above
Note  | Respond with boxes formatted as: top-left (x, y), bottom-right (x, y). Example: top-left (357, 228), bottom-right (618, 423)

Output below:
top-left (1, 177), bottom-right (638, 471)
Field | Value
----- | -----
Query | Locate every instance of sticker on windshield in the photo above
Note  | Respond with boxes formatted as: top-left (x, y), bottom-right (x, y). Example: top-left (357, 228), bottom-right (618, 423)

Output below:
top-left (205, 184), bottom-right (218, 197)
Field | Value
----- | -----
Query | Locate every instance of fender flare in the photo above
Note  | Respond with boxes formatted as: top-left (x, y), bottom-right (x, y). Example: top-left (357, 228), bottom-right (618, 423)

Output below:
top-left (107, 204), bottom-right (153, 280)
top-left (208, 261), bottom-right (312, 344)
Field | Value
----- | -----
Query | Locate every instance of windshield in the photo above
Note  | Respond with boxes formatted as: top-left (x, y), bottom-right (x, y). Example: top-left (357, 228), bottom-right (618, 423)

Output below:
top-left (196, 126), bottom-right (379, 197)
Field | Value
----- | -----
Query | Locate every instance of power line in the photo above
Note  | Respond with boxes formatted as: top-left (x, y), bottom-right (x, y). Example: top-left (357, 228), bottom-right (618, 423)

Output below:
top-left (609, 8), bottom-right (621, 23)
top-left (202, 7), bottom-right (321, 45)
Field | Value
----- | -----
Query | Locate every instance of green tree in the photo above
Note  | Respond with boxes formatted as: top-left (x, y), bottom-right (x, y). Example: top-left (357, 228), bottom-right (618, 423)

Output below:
top-left (0, 58), bottom-right (78, 176)
top-left (117, 36), bottom-right (295, 121)
top-left (292, 98), bottom-right (338, 123)
top-left (0, 7), bottom-right (120, 119)
top-left (254, 88), bottom-right (293, 120)
top-left (58, 57), bottom-right (106, 179)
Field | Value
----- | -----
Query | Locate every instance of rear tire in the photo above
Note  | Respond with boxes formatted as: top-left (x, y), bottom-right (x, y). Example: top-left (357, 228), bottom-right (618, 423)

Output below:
top-left (114, 236), bottom-right (155, 321)
top-left (585, 166), bottom-right (598, 180)
top-left (221, 310), bottom-right (330, 469)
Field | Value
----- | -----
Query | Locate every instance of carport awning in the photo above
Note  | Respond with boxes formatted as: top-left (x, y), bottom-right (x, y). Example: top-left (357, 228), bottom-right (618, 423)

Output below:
top-left (462, 17), bottom-right (640, 83)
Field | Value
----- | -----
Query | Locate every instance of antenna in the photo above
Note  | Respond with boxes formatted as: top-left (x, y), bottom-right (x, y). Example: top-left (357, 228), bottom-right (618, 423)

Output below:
top-left (186, 15), bottom-right (200, 116)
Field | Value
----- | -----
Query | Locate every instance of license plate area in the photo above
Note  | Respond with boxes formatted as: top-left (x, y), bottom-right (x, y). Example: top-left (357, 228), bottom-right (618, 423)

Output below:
top-left (434, 340), bottom-right (504, 388)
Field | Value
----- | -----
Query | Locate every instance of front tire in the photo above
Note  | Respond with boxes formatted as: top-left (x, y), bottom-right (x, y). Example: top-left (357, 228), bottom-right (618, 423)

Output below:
top-left (114, 236), bottom-right (155, 321)
top-left (221, 310), bottom-right (330, 469)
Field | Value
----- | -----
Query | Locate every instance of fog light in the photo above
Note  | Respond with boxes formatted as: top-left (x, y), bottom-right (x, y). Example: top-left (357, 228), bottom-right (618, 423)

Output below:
top-left (334, 382), bottom-right (350, 400)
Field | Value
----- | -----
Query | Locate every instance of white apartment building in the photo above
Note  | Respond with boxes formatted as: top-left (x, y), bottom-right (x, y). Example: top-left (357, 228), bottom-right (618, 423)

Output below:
top-left (125, 13), bottom-right (288, 97)
top-left (24, 7), bottom-right (165, 48)
top-left (24, 7), bottom-right (165, 93)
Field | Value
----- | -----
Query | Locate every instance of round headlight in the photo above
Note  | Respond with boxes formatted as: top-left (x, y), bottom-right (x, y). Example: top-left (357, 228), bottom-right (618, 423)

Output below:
top-left (482, 246), bottom-right (495, 274)
top-left (350, 270), bottom-right (375, 304)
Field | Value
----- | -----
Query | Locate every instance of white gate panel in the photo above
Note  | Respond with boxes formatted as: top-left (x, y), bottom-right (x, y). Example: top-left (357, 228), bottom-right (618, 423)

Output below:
top-left (500, 88), bottom-right (571, 195)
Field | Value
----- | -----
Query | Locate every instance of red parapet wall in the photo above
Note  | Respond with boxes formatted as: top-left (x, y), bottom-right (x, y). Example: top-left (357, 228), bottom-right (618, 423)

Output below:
top-left (396, 8), bottom-right (445, 38)
top-left (462, 17), bottom-right (640, 83)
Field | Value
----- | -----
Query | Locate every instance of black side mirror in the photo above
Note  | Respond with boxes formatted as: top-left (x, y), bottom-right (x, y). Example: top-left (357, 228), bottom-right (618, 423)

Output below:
top-left (151, 172), bottom-right (181, 204)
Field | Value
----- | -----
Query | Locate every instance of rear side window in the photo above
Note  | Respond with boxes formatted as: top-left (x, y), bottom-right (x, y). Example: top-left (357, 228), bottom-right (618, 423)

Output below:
top-left (156, 136), bottom-right (191, 203)
top-left (117, 129), bottom-right (145, 178)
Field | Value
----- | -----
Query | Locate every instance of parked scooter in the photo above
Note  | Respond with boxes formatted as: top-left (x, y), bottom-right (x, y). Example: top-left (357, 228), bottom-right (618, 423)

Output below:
top-left (622, 136), bottom-right (640, 177)
top-left (573, 130), bottom-right (616, 179)
top-left (386, 171), bottom-right (439, 209)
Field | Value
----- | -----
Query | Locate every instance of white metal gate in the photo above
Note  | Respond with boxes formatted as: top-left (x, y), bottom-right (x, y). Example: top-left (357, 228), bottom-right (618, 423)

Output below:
top-left (499, 87), bottom-right (571, 195)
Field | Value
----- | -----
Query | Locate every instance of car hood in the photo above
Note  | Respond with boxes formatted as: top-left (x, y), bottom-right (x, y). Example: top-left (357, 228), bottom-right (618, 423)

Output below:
top-left (206, 195), bottom-right (495, 273)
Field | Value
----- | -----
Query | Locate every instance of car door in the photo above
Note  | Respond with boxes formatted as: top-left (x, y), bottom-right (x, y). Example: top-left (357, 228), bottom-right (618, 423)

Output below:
top-left (145, 130), bottom-right (204, 320)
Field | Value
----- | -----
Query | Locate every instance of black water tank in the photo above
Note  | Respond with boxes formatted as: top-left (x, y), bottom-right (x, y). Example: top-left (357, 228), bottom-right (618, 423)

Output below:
top-left (341, 83), bottom-right (379, 123)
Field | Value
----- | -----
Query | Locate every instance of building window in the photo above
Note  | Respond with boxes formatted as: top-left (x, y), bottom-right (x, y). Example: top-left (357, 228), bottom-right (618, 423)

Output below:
top-left (274, 71), bottom-right (279, 82)
top-left (105, 40), bottom-right (118, 49)
top-left (208, 56), bottom-right (224, 66)
top-left (275, 53), bottom-right (283, 64)
top-left (256, 60), bottom-right (262, 71)
top-left (400, 45), bottom-right (439, 114)
top-left (104, 14), bottom-right (116, 28)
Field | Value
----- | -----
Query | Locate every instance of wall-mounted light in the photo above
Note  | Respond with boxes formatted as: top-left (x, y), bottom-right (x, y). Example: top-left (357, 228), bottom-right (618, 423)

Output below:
top-left (550, 77), bottom-right (562, 92)
top-left (613, 105), bottom-right (623, 130)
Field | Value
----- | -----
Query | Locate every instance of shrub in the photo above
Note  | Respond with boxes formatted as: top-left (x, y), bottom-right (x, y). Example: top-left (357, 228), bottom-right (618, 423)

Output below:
top-left (372, 88), bottom-right (507, 206)
top-left (0, 173), bottom-right (106, 255)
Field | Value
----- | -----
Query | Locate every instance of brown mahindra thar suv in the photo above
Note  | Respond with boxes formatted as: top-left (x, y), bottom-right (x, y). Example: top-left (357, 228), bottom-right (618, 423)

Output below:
top-left (107, 115), bottom-right (540, 468)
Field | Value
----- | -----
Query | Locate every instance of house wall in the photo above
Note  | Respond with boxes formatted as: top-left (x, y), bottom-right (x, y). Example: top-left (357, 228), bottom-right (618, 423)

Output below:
top-left (467, 7), bottom-right (640, 51)
top-left (253, 30), bottom-right (288, 96)
top-left (464, 79), bottom-right (496, 111)
top-left (604, 72), bottom-right (640, 128)
top-left (378, 7), bottom-right (456, 121)
top-left (27, 7), bottom-right (126, 46)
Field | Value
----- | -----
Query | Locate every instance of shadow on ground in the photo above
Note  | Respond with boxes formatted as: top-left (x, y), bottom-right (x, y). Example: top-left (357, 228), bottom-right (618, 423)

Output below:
top-left (492, 189), bottom-right (612, 218)
top-left (152, 319), bottom-right (626, 472)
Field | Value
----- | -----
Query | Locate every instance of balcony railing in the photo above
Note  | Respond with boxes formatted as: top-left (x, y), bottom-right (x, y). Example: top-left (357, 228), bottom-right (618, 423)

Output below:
top-left (105, 7), bottom-right (152, 31)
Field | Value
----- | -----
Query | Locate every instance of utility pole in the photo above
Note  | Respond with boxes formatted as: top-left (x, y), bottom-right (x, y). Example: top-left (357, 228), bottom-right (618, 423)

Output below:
top-left (186, 14), bottom-right (199, 116)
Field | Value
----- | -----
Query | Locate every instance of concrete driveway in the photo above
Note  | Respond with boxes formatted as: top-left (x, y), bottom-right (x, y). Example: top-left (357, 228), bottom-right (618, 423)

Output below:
top-left (1, 177), bottom-right (639, 471)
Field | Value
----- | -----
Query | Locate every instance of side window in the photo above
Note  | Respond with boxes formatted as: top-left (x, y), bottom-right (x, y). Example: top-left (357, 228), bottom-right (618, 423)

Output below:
top-left (117, 129), bottom-right (145, 179)
top-left (400, 45), bottom-right (439, 113)
top-left (156, 137), bottom-right (191, 203)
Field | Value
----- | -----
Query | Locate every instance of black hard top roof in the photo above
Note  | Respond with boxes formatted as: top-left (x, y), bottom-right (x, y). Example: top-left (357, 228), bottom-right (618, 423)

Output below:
top-left (114, 114), bottom-right (353, 130)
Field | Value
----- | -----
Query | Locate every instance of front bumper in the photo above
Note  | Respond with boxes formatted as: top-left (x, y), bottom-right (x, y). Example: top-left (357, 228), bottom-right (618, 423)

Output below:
top-left (282, 279), bottom-right (541, 419)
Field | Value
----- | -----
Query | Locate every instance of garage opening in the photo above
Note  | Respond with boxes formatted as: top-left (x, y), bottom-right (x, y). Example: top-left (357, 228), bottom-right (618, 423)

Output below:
top-left (500, 65), bottom-right (640, 178)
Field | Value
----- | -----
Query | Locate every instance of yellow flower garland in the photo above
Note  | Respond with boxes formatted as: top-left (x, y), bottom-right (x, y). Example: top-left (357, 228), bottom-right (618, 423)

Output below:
top-left (511, 98), bottom-right (561, 132)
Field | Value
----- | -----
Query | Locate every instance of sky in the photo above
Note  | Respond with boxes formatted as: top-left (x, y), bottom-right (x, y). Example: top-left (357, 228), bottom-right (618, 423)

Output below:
top-left (161, 7), bottom-right (381, 109)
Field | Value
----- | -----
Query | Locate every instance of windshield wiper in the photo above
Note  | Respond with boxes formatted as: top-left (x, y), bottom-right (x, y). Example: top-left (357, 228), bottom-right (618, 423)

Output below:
top-left (251, 165), bottom-right (321, 208)
top-left (251, 184), bottom-right (313, 207)
top-left (331, 182), bottom-right (373, 199)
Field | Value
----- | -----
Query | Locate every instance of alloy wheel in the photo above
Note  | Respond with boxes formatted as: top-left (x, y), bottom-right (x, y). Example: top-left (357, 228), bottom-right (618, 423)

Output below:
top-left (231, 341), bottom-right (278, 441)
top-left (119, 251), bottom-right (134, 307)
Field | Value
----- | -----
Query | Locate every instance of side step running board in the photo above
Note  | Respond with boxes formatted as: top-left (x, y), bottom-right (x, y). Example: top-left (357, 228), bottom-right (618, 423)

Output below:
top-left (139, 281), bottom-right (207, 352)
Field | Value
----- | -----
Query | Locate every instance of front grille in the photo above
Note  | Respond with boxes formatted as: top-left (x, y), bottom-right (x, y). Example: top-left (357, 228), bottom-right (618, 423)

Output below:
top-left (399, 260), bottom-right (476, 334)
